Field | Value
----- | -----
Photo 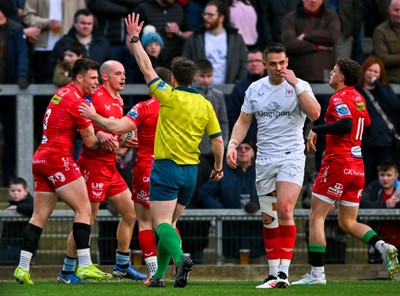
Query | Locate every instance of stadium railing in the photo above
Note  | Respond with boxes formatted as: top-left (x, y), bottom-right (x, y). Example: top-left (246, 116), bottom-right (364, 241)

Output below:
top-left (1, 208), bottom-right (399, 265)
top-left (2, 83), bottom-right (400, 192)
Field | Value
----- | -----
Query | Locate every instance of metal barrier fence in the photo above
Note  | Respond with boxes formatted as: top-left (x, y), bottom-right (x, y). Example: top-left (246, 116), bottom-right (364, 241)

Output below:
top-left (1, 208), bottom-right (399, 266)
top-left (2, 83), bottom-right (400, 191)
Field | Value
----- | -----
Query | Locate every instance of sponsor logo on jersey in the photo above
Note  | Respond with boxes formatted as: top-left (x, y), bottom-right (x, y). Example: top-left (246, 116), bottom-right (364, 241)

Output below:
top-left (41, 135), bottom-right (48, 144)
top-left (327, 182), bottom-right (343, 197)
top-left (357, 189), bottom-right (363, 200)
top-left (48, 172), bottom-right (66, 184)
top-left (344, 168), bottom-right (364, 176)
top-left (50, 95), bottom-right (62, 104)
top-left (127, 109), bottom-right (139, 119)
top-left (156, 80), bottom-right (167, 91)
top-left (85, 96), bottom-right (92, 104)
top-left (321, 166), bottom-right (329, 183)
top-left (285, 87), bottom-right (294, 97)
top-left (137, 189), bottom-right (148, 201)
top-left (105, 105), bottom-right (111, 110)
top-left (255, 102), bottom-right (291, 118)
top-left (335, 104), bottom-right (350, 116)
top-left (62, 157), bottom-right (70, 171)
top-left (91, 182), bottom-right (104, 190)
top-left (43, 109), bottom-right (51, 131)
top-left (351, 146), bottom-right (363, 158)
top-left (355, 101), bottom-right (366, 111)
top-left (91, 191), bottom-right (103, 198)
top-left (58, 88), bottom-right (70, 97)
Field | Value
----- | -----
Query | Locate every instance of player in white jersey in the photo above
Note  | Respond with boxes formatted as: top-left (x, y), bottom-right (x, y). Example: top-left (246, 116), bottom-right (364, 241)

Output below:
top-left (227, 42), bottom-right (320, 289)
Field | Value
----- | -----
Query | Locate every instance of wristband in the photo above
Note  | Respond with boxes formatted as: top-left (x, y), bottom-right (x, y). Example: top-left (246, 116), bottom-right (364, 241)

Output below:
top-left (294, 83), bottom-right (305, 95)
top-left (213, 168), bottom-right (223, 174)
top-left (228, 139), bottom-right (239, 148)
top-left (228, 143), bottom-right (237, 149)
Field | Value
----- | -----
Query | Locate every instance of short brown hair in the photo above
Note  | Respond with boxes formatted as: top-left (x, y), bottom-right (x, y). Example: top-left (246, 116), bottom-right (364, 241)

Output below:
top-left (9, 177), bottom-right (28, 189)
top-left (336, 57), bottom-right (362, 87)
top-left (377, 160), bottom-right (398, 173)
top-left (263, 42), bottom-right (287, 60)
top-left (71, 58), bottom-right (100, 80)
top-left (195, 59), bottom-right (213, 73)
top-left (170, 57), bottom-right (197, 86)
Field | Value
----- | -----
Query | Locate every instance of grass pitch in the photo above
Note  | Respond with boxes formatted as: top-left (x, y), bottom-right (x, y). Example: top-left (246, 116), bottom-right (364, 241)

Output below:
top-left (0, 279), bottom-right (399, 296)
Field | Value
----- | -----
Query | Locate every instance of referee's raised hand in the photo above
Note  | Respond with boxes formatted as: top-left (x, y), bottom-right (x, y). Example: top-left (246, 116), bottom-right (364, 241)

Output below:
top-left (125, 13), bottom-right (143, 38)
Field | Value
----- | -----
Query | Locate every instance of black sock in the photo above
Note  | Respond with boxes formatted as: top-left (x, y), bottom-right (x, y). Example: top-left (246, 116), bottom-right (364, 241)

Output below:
top-left (21, 223), bottom-right (43, 254)
top-left (73, 222), bottom-right (91, 249)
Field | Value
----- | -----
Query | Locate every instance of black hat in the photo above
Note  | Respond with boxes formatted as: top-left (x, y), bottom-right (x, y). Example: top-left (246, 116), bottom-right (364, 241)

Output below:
top-left (0, 1), bottom-right (12, 17)
top-left (241, 138), bottom-right (256, 152)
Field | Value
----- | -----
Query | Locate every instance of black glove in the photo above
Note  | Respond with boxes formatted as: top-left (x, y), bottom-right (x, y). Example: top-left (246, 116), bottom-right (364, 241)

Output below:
top-left (17, 77), bottom-right (30, 90)
top-left (244, 200), bottom-right (260, 214)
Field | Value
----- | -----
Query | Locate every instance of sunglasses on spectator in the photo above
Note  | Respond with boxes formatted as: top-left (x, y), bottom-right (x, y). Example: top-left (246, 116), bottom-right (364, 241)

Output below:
top-left (236, 146), bottom-right (252, 152)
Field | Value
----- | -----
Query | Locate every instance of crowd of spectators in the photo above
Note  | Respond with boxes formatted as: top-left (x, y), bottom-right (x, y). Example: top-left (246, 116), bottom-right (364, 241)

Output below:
top-left (2, 1), bottom-right (394, 88)
top-left (1, 0), bottom-right (400, 267)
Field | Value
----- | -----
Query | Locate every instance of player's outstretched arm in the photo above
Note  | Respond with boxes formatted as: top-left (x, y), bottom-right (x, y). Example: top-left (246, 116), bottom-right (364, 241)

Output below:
top-left (79, 103), bottom-right (136, 135)
top-left (125, 13), bottom-right (158, 84)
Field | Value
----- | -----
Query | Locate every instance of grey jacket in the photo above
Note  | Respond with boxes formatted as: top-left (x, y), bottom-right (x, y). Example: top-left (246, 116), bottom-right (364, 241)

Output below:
top-left (196, 85), bottom-right (229, 155)
top-left (182, 25), bottom-right (248, 84)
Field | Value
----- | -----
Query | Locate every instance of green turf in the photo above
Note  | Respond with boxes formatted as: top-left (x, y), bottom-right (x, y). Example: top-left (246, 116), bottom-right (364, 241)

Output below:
top-left (0, 280), bottom-right (399, 296)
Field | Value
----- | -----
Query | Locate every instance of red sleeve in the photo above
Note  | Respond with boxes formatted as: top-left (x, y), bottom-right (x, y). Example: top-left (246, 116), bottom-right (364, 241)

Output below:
top-left (71, 99), bottom-right (92, 130)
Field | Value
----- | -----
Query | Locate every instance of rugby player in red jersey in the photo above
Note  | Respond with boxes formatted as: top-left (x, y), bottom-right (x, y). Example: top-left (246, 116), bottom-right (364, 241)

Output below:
top-left (14, 58), bottom-right (114, 285)
top-left (79, 67), bottom-right (173, 284)
top-left (59, 60), bottom-right (147, 283)
top-left (292, 57), bottom-right (398, 285)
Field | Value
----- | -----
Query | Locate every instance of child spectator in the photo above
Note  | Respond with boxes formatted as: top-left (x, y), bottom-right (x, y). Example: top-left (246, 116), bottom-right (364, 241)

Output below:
top-left (360, 160), bottom-right (400, 263)
top-left (53, 41), bottom-right (85, 87)
top-left (0, 177), bottom-right (33, 265)
top-left (130, 25), bottom-right (169, 104)
top-left (193, 58), bottom-right (229, 197)
top-left (198, 139), bottom-right (264, 262)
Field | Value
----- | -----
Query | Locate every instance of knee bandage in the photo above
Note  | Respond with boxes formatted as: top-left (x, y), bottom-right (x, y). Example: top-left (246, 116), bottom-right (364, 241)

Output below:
top-left (259, 194), bottom-right (278, 229)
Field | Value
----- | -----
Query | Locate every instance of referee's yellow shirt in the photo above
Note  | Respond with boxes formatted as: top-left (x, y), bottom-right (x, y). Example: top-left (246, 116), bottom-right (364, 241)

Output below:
top-left (148, 78), bottom-right (222, 165)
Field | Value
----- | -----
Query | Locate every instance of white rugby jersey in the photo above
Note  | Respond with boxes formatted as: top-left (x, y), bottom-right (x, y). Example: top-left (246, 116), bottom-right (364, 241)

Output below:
top-left (242, 76), bottom-right (316, 158)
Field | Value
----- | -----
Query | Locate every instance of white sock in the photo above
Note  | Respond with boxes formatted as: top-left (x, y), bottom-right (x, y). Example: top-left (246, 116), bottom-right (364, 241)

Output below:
top-left (268, 259), bottom-right (280, 277)
top-left (375, 240), bottom-right (386, 254)
top-left (278, 259), bottom-right (291, 277)
top-left (311, 266), bottom-right (325, 278)
top-left (77, 248), bottom-right (92, 268)
top-left (19, 250), bottom-right (33, 271)
top-left (144, 256), bottom-right (158, 276)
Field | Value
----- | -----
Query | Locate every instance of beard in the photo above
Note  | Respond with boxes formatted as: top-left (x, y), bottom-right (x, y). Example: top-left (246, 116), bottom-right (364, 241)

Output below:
top-left (204, 20), bottom-right (220, 31)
